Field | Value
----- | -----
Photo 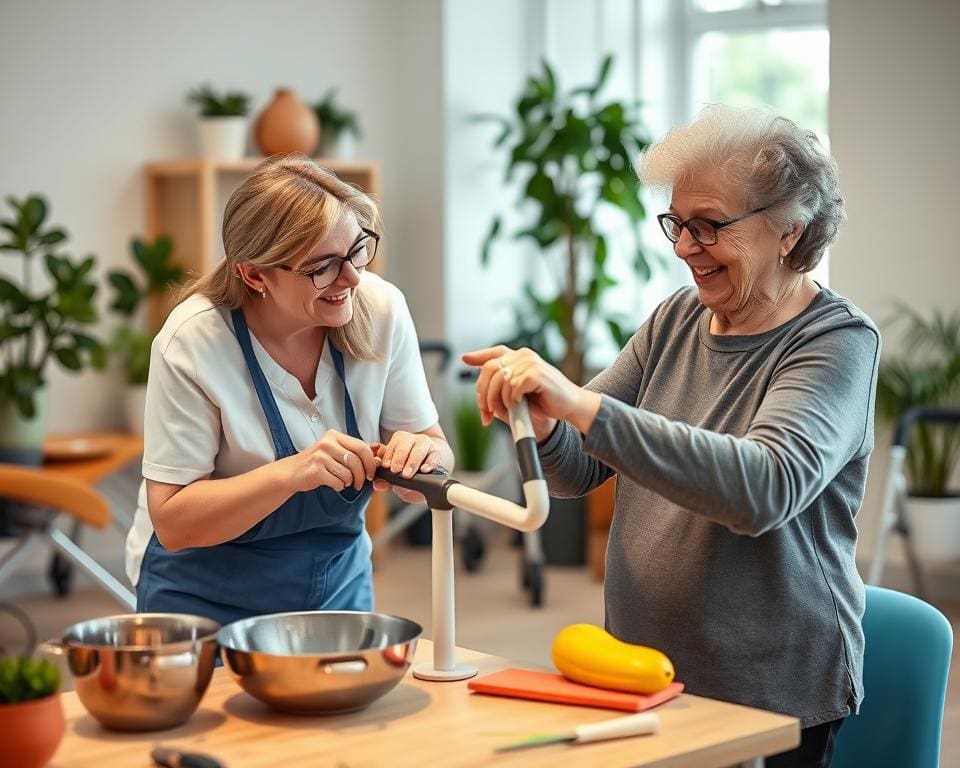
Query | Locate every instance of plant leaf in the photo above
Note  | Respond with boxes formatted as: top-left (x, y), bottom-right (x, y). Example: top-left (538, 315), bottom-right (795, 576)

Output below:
top-left (480, 217), bottom-right (502, 267)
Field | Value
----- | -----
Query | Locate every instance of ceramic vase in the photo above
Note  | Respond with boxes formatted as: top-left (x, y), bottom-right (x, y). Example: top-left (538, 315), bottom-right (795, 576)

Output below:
top-left (255, 88), bottom-right (320, 156)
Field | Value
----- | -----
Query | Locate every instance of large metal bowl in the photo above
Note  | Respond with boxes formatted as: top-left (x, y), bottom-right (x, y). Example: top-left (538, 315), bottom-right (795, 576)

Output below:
top-left (218, 611), bottom-right (421, 714)
top-left (46, 613), bottom-right (219, 731)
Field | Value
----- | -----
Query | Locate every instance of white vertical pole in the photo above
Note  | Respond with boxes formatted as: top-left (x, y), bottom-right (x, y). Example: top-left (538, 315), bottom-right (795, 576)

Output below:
top-left (432, 508), bottom-right (456, 671)
top-left (412, 508), bottom-right (478, 681)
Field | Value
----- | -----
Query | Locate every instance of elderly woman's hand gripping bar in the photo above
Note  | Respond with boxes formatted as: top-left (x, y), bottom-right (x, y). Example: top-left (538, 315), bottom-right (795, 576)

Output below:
top-left (374, 398), bottom-right (550, 680)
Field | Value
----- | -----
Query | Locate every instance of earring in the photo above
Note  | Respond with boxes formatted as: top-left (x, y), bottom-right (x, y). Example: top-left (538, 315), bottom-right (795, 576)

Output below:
top-left (259, 287), bottom-right (266, 299)
top-left (778, 255), bottom-right (785, 267)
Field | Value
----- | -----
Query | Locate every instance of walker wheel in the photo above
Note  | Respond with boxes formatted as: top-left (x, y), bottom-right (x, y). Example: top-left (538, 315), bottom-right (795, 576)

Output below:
top-left (526, 562), bottom-right (544, 608)
top-left (462, 527), bottom-right (485, 572)
top-left (48, 554), bottom-right (73, 598)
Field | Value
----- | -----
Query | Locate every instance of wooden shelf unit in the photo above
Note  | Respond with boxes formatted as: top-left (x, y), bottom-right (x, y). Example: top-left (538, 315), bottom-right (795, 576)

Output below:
top-left (143, 156), bottom-right (389, 558)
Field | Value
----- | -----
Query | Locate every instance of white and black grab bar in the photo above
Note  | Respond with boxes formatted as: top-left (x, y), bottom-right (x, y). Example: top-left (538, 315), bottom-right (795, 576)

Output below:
top-left (374, 398), bottom-right (550, 680)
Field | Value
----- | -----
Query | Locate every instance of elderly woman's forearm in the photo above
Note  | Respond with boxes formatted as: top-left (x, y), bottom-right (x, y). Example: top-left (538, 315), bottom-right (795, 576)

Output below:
top-left (582, 396), bottom-right (851, 536)
top-left (537, 420), bottom-right (614, 498)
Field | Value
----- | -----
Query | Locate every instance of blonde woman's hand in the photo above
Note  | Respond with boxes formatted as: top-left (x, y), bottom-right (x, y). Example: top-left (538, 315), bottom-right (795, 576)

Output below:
top-left (279, 430), bottom-right (378, 493)
top-left (371, 431), bottom-right (443, 504)
top-left (461, 346), bottom-right (600, 441)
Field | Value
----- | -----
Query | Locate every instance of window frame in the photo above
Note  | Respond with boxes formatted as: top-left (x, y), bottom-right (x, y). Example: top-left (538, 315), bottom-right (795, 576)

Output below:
top-left (682, 0), bottom-right (828, 122)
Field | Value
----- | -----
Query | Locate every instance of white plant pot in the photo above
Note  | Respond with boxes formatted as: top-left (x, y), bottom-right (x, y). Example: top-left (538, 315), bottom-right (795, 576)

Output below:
top-left (904, 495), bottom-right (960, 563)
top-left (196, 116), bottom-right (247, 159)
top-left (0, 388), bottom-right (47, 464)
top-left (124, 384), bottom-right (148, 436)
top-left (318, 131), bottom-right (355, 160)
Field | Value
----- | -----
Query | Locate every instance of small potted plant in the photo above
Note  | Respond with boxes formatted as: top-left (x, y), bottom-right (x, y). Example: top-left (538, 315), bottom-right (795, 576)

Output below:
top-left (0, 655), bottom-right (65, 768)
top-left (453, 395), bottom-right (494, 484)
top-left (876, 303), bottom-right (960, 562)
top-left (108, 234), bottom-right (183, 434)
top-left (0, 195), bottom-right (106, 464)
top-left (312, 88), bottom-right (361, 159)
top-left (187, 83), bottom-right (250, 159)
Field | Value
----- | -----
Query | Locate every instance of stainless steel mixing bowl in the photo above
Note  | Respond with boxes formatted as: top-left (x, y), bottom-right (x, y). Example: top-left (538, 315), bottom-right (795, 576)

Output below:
top-left (218, 611), bottom-right (422, 714)
top-left (46, 613), bottom-right (219, 731)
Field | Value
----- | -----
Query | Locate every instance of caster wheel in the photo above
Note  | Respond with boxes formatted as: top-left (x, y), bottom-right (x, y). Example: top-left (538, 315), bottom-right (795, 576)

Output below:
top-left (48, 554), bottom-right (73, 598)
top-left (528, 563), bottom-right (544, 607)
top-left (462, 528), bottom-right (485, 572)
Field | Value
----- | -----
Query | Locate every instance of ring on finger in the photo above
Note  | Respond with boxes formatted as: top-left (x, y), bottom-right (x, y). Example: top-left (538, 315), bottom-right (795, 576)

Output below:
top-left (501, 365), bottom-right (513, 380)
top-left (342, 451), bottom-right (351, 465)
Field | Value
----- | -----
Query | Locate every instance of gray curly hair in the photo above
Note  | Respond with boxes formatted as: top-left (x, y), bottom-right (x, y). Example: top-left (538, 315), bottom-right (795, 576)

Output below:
top-left (637, 105), bottom-right (845, 272)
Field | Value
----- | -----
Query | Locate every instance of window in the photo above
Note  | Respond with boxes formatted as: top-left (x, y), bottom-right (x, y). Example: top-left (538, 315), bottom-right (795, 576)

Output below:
top-left (684, 0), bottom-right (831, 283)
top-left (693, 28), bottom-right (829, 137)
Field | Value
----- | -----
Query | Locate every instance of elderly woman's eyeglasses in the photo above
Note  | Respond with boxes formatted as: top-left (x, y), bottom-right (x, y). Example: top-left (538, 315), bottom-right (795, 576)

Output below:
top-left (279, 228), bottom-right (380, 290)
top-left (657, 206), bottom-right (771, 246)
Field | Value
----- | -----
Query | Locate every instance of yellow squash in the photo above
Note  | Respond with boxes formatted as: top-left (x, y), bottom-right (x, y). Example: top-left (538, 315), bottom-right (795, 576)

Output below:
top-left (551, 623), bottom-right (675, 694)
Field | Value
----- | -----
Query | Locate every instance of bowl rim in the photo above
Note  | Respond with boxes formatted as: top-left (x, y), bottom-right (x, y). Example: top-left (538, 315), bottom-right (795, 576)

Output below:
top-left (58, 612), bottom-right (221, 653)
top-left (216, 609), bottom-right (423, 657)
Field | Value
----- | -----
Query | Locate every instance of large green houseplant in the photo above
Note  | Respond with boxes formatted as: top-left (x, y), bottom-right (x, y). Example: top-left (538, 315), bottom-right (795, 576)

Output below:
top-left (875, 303), bottom-right (960, 561)
top-left (876, 303), bottom-right (960, 495)
top-left (475, 54), bottom-right (652, 385)
top-left (0, 195), bottom-right (105, 461)
top-left (107, 234), bottom-right (182, 433)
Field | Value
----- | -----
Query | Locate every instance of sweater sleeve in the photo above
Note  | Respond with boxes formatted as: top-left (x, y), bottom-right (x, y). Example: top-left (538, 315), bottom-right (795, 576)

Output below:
top-left (580, 322), bottom-right (881, 536)
top-left (538, 307), bottom-right (653, 497)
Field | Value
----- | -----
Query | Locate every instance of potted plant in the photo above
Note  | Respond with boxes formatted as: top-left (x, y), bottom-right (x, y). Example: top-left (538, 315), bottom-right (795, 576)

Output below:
top-left (0, 655), bottom-right (64, 768)
top-left (453, 395), bottom-right (495, 482)
top-left (187, 83), bottom-right (250, 160)
top-left (474, 55), bottom-right (654, 565)
top-left (475, 54), bottom-right (653, 385)
top-left (312, 88), bottom-right (361, 159)
top-left (107, 234), bottom-right (183, 434)
top-left (0, 195), bottom-right (106, 464)
top-left (876, 303), bottom-right (960, 562)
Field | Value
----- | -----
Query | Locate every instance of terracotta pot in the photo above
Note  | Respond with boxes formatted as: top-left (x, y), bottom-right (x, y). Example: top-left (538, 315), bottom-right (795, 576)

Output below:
top-left (254, 88), bottom-right (320, 156)
top-left (0, 693), bottom-right (65, 768)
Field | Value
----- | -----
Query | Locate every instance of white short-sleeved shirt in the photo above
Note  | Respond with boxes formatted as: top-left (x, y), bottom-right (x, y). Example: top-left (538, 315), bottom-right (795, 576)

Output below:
top-left (125, 272), bottom-right (438, 584)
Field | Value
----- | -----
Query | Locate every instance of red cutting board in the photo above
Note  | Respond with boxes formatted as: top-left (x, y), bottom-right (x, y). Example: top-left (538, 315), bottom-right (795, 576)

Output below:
top-left (468, 668), bottom-right (684, 712)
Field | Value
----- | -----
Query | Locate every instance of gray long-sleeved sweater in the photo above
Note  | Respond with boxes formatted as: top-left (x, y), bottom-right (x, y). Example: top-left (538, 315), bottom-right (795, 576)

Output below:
top-left (539, 286), bottom-right (880, 727)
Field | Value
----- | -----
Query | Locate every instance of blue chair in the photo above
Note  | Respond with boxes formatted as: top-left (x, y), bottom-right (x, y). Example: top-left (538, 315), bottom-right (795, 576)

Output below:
top-left (831, 586), bottom-right (953, 768)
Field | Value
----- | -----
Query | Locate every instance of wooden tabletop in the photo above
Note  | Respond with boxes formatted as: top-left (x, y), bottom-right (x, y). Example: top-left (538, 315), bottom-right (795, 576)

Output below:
top-left (43, 432), bottom-right (143, 485)
top-left (51, 640), bottom-right (798, 768)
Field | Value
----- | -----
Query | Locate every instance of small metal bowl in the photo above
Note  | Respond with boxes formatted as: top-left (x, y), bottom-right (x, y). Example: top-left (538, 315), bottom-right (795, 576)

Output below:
top-left (218, 611), bottom-right (421, 714)
top-left (45, 613), bottom-right (219, 731)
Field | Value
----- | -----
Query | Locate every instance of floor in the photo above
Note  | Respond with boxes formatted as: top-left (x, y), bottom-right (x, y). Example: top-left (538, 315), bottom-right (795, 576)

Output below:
top-left (2, 531), bottom-right (958, 766)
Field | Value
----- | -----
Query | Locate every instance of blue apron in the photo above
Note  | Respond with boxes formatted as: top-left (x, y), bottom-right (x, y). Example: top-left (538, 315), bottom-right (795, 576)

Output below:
top-left (137, 309), bottom-right (374, 627)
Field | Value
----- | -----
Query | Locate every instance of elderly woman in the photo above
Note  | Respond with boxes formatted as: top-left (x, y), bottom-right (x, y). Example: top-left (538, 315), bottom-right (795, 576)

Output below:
top-left (465, 106), bottom-right (879, 768)
top-left (126, 155), bottom-right (451, 626)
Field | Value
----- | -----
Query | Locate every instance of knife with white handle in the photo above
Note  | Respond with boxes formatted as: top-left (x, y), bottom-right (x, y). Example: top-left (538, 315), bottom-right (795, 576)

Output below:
top-left (494, 711), bottom-right (660, 752)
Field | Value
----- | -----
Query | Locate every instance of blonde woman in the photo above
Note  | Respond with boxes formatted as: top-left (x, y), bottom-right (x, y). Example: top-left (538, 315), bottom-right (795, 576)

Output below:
top-left (126, 155), bottom-right (451, 625)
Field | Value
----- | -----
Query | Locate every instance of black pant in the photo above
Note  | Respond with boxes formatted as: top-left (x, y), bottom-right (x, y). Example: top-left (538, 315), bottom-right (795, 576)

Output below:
top-left (766, 718), bottom-right (844, 768)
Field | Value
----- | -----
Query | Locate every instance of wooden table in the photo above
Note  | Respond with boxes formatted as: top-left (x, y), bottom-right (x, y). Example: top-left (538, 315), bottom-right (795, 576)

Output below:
top-left (43, 432), bottom-right (144, 484)
top-left (51, 640), bottom-right (799, 768)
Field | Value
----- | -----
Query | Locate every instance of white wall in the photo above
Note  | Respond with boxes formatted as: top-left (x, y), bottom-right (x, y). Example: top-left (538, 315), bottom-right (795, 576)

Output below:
top-left (829, 0), bottom-right (960, 587)
top-left (442, 0), bottom-right (536, 361)
top-left (0, 0), bottom-right (445, 432)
